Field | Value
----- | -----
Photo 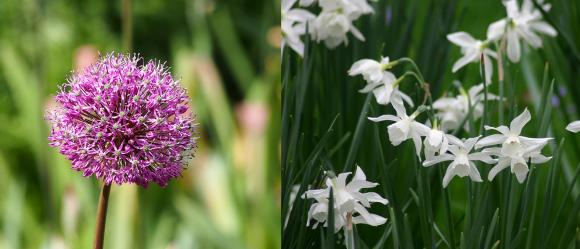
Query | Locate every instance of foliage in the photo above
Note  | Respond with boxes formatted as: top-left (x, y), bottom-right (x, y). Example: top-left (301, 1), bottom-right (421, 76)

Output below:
top-left (0, 0), bottom-right (280, 248)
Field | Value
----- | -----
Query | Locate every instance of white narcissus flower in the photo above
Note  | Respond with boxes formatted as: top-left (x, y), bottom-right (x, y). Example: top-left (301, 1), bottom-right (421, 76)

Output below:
top-left (300, 0), bottom-right (374, 20)
top-left (447, 32), bottom-right (497, 83)
top-left (281, 0), bottom-right (316, 57)
top-left (349, 57), bottom-right (414, 107)
top-left (368, 100), bottom-right (430, 158)
top-left (302, 166), bottom-right (388, 232)
top-left (433, 83), bottom-right (499, 132)
top-left (482, 142), bottom-right (551, 183)
top-left (306, 0), bottom-right (373, 49)
top-left (487, 0), bottom-right (557, 62)
top-left (566, 121), bottom-right (580, 133)
top-left (311, 10), bottom-right (365, 49)
top-left (475, 108), bottom-right (553, 183)
top-left (423, 136), bottom-right (496, 187)
top-left (348, 57), bottom-right (391, 84)
top-left (423, 124), bottom-right (462, 161)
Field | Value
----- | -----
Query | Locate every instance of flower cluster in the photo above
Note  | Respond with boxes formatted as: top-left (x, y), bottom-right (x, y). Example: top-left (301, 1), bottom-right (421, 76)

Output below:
top-left (348, 57), bottom-right (414, 107)
top-left (433, 83), bottom-right (499, 132)
top-left (47, 53), bottom-right (198, 187)
top-left (371, 101), bottom-right (551, 186)
top-left (282, 0), bottom-right (373, 56)
top-left (447, 0), bottom-right (556, 82)
top-left (347, 53), bottom-right (553, 187)
top-left (302, 166), bottom-right (388, 232)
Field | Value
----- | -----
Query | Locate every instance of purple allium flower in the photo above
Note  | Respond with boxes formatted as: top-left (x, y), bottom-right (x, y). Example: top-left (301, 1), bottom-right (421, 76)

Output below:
top-left (47, 53), bottom-right (197, 187)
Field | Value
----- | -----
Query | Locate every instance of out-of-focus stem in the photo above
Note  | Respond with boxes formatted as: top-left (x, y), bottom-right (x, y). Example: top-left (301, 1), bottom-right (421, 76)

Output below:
top-left (345, 213), bottom-right (355, 249)
top-left (122, 0), bottom-right (133, 52)
top-left (93, 183), bottom-right (111, 249)
top-left (480, 54), bottom-right (488, 136)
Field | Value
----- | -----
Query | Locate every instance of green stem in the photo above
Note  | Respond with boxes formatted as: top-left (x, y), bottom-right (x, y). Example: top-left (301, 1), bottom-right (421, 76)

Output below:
top-left (93, 183), bottom-right (111, 249)
top-left (345, 213), bottom-right (355, 249)
top-left (395, 58), bottom-right (435, 121)
top-left (480, 54), bottom-right (489, 136)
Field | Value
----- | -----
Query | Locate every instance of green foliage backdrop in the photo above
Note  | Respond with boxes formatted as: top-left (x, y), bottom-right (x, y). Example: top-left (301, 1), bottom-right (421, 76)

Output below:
top-left (0, 0), bottom-right (280, 248)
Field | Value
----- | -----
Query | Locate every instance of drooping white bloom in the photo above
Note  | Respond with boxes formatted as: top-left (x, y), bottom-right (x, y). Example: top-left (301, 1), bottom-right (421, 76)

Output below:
top-left (487, 0), bottom-right (557, 62)
top-left (433, 83), bottom-right (499, 132)
top-left (566, 121), bottom-right (580, 133)
top-left (281, 0), bottom-right (316, 57)
top-left (311, 10), bottom-right (365, 48)
top-left (475, 108), bottom-right (553, 182)
top-left (447, 32), bottom-right (497, 83)
top-left (423, 136), bottom-right (496, 187)
top-left (348, 57), bottom-right (414, 107)
top-left (423, 124), bottom-right (462, 161)
top-left (348, 57), bottom-right (390, 84)
top-left (304, 0), bottom-right (373, 49)
top-left (302, 166), bottom-right (388, 232)
top-left (300, 0), bottom-right (374, 20)
top-left (368, 100), bottom-right (430, 158)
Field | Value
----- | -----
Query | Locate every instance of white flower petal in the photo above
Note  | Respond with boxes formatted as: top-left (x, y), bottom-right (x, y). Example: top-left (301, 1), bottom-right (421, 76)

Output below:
top-left (359, 81), bottom-right (382, 93)
top-left (507, 31), bottom-right (521, 62)
top-left (336, 172), bottom-right (352, 188)
top-left (442, 163), bottom-right (456, 188)
top-left (475, 134), bottom-right (507, 149)
top-left (520, 28), bottom-right (543, 48)
top-left (348, 59), bottom-right (378, 76)
top-left (530, 155), bottom-right (551, 164)
top-left (395, 91), bottom-right (415, 107)
top-left (468, 162), bottom-right (483, 182)
top-left (488, 159), bottom-right (510, 181)
top-left (512, 160), bottom-right (529, 183)
top-left (447, 32), bottom-right (477, 47)
top-left (373, 84), bottom-right (394, 105)
top-left (446, 134), bottom-right (464, 147)
top-left (352, 165), bottom-right (366, 181)
top-left (484, 125), bottom-right (510, 135)
top-left (392, 98), bottom-right (407, 118)
top-left (487, 19), bottom-right (507, 41)
top-left (566, 121), bottom-right (580, 133)
top-left (346, 180), bottom-right (378, 193)
top-left (350, 25), bottom-right (365, 42)
top-left (463, 136), bottom-right (481, 151)
top-left (531, 22), bottom-right (557, 37)
top-left (468, 152), bottom-right (497, 164)
top-left (452, 52), bottom-right (479, 72)
top-left (362, 192), bottom-right (389, 204)
top-left (504, 0), bottom-right (519, 19)
top-left (352, 206), bottom-right (387, 226)
top-left (519, 136), bottom-right (552, 147)
top-left (423, 153), bottom-right (454, 167)
top-left (510, 108), bottom-right (531, 135)
top-left (368, 115), bottom-right (399, 123)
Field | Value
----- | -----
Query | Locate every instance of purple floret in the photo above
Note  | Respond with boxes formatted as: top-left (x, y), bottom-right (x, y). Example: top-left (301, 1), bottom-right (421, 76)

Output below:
top-left (47, 53), bottom-right (198, 187)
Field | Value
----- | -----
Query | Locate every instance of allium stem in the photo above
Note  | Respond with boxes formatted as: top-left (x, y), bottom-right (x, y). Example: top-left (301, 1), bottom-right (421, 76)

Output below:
top-left (93, 183), bottom-right (111, 249)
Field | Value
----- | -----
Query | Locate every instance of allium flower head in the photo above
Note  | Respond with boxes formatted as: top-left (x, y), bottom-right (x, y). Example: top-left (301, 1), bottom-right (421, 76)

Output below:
top-left (47, 53), bottom-right (197, 187)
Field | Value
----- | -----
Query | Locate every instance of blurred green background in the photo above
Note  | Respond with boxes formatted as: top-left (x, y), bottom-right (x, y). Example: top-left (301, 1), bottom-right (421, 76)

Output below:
top-left (0, 0), bottom-right (280, 248)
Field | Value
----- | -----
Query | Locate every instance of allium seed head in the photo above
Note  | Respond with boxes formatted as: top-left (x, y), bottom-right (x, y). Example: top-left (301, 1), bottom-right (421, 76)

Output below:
top-left (47, 53), bottom-right (198, 187)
